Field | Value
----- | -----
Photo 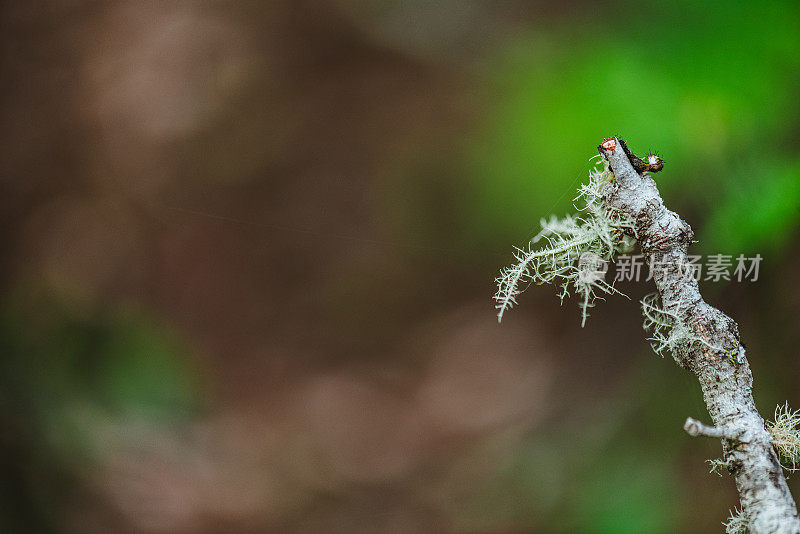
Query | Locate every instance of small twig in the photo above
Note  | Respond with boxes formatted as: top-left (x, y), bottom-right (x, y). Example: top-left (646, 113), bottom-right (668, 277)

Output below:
top-left (684, 417), bottom-right (741, 441)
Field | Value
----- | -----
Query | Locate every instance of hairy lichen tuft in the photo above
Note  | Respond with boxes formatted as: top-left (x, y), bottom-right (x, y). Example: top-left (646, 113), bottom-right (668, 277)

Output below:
top-left (707, 457), bottom-right (729, 477)
top-left (768, 403), bottom-right (800, 471)
top-left (723, 507), bottom-right (748, 534)
top-left (494, 158), bottom-right (635, 325)
top-left (640, 292), bottom-right (722, 361)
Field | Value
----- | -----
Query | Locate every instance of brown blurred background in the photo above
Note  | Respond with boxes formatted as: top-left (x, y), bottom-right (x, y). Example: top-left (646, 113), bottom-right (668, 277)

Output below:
top-left (2, 1), bottom-right (799, 533)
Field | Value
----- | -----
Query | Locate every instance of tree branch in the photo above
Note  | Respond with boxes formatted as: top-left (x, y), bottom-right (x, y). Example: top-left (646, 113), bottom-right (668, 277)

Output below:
top-left (684, 417), bottom-right (741, 441)
top-left (598, 137), bottom-right (799, 533)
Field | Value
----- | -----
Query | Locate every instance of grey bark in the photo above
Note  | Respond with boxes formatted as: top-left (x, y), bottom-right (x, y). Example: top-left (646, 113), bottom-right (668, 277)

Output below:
top-left (598, 137), bottom-right (799, 533)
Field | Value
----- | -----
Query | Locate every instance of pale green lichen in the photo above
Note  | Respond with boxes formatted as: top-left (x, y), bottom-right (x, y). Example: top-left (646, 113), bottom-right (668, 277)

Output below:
top-left (494, 158), bottom-right (635, 326)
top-left (640, 293), bottom-right (699, 359)
top-left (768, 403), bottom-right (800, 472)
top-left (723, 507), bottom-right (748, 534)
top-left (640, 292), bottom-right (723, 361)
top-left (707, 457), bottom-right (729, 477)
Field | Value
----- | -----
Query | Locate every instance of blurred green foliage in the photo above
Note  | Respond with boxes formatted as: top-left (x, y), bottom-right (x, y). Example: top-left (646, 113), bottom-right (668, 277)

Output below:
top-left (466, 0), bottom-right (800, 256)
top-left (569, 449), bottom-right (678, 534)
top-left (704, 159), bottom-right (800, 255)
top-left (0, 295), bottom-right (199, 532)
top-left (1, 295), bottom-right (200, 455)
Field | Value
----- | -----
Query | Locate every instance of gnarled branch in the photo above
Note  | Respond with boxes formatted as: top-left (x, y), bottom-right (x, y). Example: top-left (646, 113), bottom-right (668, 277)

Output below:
top-left (599, 137), bottom-right (799, 533)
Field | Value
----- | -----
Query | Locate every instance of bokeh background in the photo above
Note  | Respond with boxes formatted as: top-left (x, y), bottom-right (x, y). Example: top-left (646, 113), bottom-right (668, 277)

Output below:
top-left (2, 1), bottom-right (799, 533)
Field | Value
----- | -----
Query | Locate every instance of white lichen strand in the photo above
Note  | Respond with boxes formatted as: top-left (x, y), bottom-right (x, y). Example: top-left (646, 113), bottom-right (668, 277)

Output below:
top-left (494, 159), bottom-right (634, 325)
top-left (708, 457), bottom-right (730, 477)
top-left (641, 292), bottom-right (724, 362)
top-left (769, 403), bottom-right (800, 472)
top-left (725, 507), bottom-right (750, 534)
top-left (641, 292), bottom-right (685, 358)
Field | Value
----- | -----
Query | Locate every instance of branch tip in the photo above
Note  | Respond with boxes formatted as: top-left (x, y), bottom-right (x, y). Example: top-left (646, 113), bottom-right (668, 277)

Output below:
top-left (684, 417), bottom-right (740, 440)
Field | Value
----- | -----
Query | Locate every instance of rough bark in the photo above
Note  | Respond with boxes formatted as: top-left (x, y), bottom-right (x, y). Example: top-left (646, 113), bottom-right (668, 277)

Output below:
top-left (598, 137), bottom-right (800, 533)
